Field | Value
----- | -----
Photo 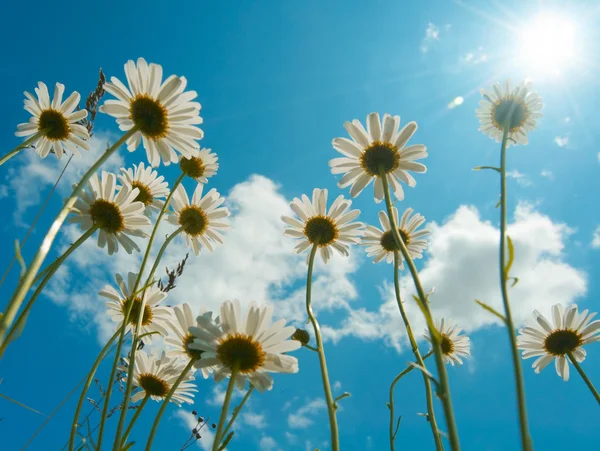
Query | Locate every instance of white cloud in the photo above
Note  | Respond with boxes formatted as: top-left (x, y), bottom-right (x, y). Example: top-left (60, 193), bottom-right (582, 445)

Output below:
top-left (242, 412), bottom-right (267, 429)
top-left (564, 116), bottom-right (571, 124)
top-left (174, 410), bottom-right (215, 451)
top-left (285, 432), bottom-right (298, 445)
top-left (554, 136), bottom-right (569, 148)
top-left (259, 435), bottom-right (280, 451)
top-left (460, 47), bottom-right (488, 65)
top-left (323, 203), bottom-right (587, 351)
top-left (592, 227), bottom-right (600, 249)
top-left (288, 398), bottom-right (326, 429)
top-left (506, 169), bottom-right (533, 187)
top-left (540, 170), bottom-right (554, 180)
top-left (205, 384), bottom-right (243, 407)
top-left (420, 23), bottom-right (440, 53)
top-left (333, 381), bottom-right (342, 392)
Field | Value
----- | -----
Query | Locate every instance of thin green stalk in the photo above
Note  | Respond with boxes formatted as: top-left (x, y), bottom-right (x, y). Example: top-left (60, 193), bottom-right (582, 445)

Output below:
top-left (568, 353), bottom-right (600, 404)
top-left (498, 126), bottom-right (533, 451)
top-left (1, 226), bottom-right (98, 353)
top-left (392, 253), bottom-right (443, 451)
top-left (389, 351), bottom-right (434, 449)
top-left (212, 365), bottom-right (239, 451)
top-left (380, 170), bottom-right (461, 451)
top-left (68, 328), bottom-right (121, 451)
top-left (306, 244), bottom-right (340, 451)
top-left (0, 130), bottom-right (47, 167)
top-left (112, 174), bottom-right (185, 450)
top-left (220, 385), bottom-right (255, 444)
top-left (0, 128), bottom-right (137, 351)
top-left (145, 360), bottom-right (195, 450)
top-left (122, 395), bottom-right (150, 445)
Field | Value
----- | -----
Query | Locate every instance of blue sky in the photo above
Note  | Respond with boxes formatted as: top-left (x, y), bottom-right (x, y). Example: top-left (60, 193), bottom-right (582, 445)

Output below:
top-left (1, 0), bottom-right (600, 450)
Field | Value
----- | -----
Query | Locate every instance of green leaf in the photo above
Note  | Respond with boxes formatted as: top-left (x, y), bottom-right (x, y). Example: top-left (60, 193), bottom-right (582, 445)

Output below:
top-left (495, 199), bottom-right (501, 208)
top-left (504, 235), bottom-right (515, 278)
top-left (475, 299), bottom-right (506, 323)
top-left (473, 165), bottom-right (501, 173)
top-left (218, 431), bottom-right (234, 450)
top-left (510, 277), bottom-right (519, 287)
top-left (121, 442), bottom-right (135, 451)
top-left (0, 392), bottom-right (45, 416)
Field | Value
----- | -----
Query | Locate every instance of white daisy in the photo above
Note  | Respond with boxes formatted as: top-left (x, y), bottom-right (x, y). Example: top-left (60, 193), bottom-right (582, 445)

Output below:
top-left (123, 351), bottom-right (196, 405)
top-left (330, 112), bottom-right (427, 202)
top-left (15, 82), bottom-right (90, 159)
top-left (100, 57), bottom-right (204, 167)
top-left (362, 207), bottom-right (430, 267)
top-left (69, 171), bottom-right (151, 255)
top-left (476, 79), bottom-right (543, 146)
top-left (119, 162), bottom-right (169, 213)
top-left (100, 272), bottom-right (173, 339)
top-left (188, 300), bottom-right (300, 392)
top-left (425, 319), bottom-right (471, 366)
top-left (164, 303), bottom-right (218, 378)
top-left (166, 183), bottom-right (230, 255)
top-left (281, 188), bottom-right (364, 264)
top-left (517, 304), bottom-right (600, 381)
top-left (179, 147), bottom-right (219, 184)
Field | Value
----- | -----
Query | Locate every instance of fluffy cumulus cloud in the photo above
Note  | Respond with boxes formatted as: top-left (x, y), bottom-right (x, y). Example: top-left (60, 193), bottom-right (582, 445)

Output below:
top-left (242, 412), bottom-right (267, 429)
top-left (323, 203), bottom-right (587, 351)
top-left (506, 169), bottom-right (533, 187)
top-left (259, 435), bottom-right (281, 451)
top-left (593, 227), bottom-right (600, 248)
top-left (554, 136), bottom-right (569, 148)
top-left (287, 398), bottom-right (326, 429)
top-left (420, 23), bottom-right (440, 53)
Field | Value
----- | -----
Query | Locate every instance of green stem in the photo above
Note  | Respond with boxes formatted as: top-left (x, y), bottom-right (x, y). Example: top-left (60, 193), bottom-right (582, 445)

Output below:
top-left (389, 351), bottom-right (434, 449)
top-left (0, 128), bottom-right (137, 351)
top-left (499, 126), bottom-right (533, 451)
top-left (68, 328), bottom-right (121, 451)
top-left (306, 244), bottom-right (340, 451)
top-left (122, 395), bottom-right (150, 445)
top-left (220, 385), bottom-right (255, 444)
top-left (212, 365), bottom-right (239, 451)
top-left (568, 353), bottom-right (600, 404)
top-left (380, 170), bottom-right (461, 451)
top-left (1, 226), bottom-right (98, 353)
top-left (112, 174), bottom-right (185, 451)
top-left (392, 253), bottom-right (443, 451)
top-left (0, 130), bottom-right (47, 167)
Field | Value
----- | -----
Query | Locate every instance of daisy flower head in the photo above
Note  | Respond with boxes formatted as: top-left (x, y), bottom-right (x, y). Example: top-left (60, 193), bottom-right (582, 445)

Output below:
top-left (165, 303), bottom-right (219, 378)
top-left (119, 162), bottom-right (169, 213)
top-left (179, 147), bottom-right (219, 184)
top-left (281, 188), bottom-right (364, 264)
top-left (476, 79), bottom-right (543, 146)
top-left (15, 82), bottom-right (90, 159)
top-left (425, 319), bottom-right (471, 366)
top-left (517, 304), bottom-right (600, 381)
top-left (362, 207), bottom-right (430, 266)
top-left (100, 272), bottom-right (173, 338)
top-left (330, 113), bottom-right (427, 202)
top-left (69, 171), bottom-right (151, 255)
top-left (123, 351), bottom-right (196, 405)
top-left (188, 300), bottom-right (300, 392)
top-left (167, 183), bottom-right (230, 255)
top-left (100, 58), bottom-right (204, 167)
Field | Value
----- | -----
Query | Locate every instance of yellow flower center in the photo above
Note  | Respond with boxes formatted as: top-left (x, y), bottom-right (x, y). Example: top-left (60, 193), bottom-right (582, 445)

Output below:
top-left (360, 141), bottom-right (400, 176)
top-left (89, 199), bottom-right (124, 233)
top-left (380, 229), bottom-right (411, 252)
top-left (216, 333), bottom-right (266, 374)
top-left (183, 333), bottom-right (204, 360)
top-left (303, 216), bottom-right (338, 247)
top-left (38, 109), bottom-right (70, 141)
top-left (138, 373), bottom-right (170, 397)
top-left (121, 297), bottom-right (153, 326)
top-left (543, 329), bottom-right (582, 356)
top-left (441, 335), bottom-right (454, 355)
top-left (180, 156), bottom-right (205, 179)
top-left (130, 95), bottom-right (168, 139)
top-left (491, 98), bottom-right (528, 132)
top-left (131, 181), bottom-right (153, 206)
top-left (178, 206), bottom-right (208, 237)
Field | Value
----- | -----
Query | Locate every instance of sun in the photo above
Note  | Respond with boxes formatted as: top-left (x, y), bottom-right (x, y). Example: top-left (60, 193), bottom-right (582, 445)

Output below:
top-left (518, 13), bottom-right (578, 76)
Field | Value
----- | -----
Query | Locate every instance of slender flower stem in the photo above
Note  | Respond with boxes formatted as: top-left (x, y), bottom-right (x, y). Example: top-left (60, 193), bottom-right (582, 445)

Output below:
top-left (220, 385), bottom-right (255, 443)
top-left (568, 353), bottom-right (600, 405)
top-left (389, 351), bottom-right (433, 449)
top-left (498, 126), bottom-right (533, 451)
top-left (0, 130), bottom-right (47, 167)
top-left (68, 328), bottom-right (121, 451)
top-left (212, 365), bottom-right (240, 451)
top-left (380, 169), bottom-right (461, 451)
top-left (0, 128), bottom-right (137, 350)
top-left (391, 253), bottom-right (443, 451)
top-left (1, 226), bottom-right (98, 353)
top-left (112, 174), bottom-right (185, 451)
top-left (121, 395), bottom-right (150, 445)
top-left (306, 244), bottom-right (340, 451)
